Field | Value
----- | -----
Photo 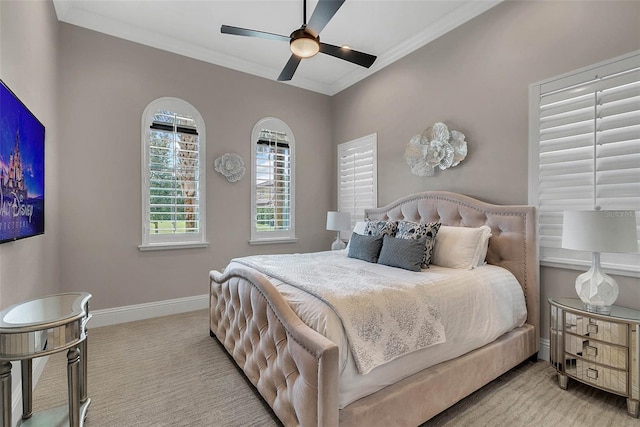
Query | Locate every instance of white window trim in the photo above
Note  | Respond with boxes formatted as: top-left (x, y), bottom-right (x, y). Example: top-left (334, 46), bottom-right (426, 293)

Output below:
top-left (139, 97), bottom-right (208, 251)
top-left (337, 133), bottom-right (378, 240)
top-left (528, 51), bottom-right (640, 277)
top-left (250, 117), bottom-right (296, 245)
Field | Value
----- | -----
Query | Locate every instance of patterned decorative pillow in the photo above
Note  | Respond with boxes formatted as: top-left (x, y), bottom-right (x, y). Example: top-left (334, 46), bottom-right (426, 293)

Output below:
top-left (395, 220), bottom-right (441, 268)
top-left (364, 220), bottom-right (398, 237)
top-left (377, 235), bottom-right (426, 271)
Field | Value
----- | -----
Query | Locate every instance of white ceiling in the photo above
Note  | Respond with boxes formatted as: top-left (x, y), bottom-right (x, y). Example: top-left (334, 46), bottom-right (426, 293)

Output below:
top-left (52, 0), bottom-right (501, 95)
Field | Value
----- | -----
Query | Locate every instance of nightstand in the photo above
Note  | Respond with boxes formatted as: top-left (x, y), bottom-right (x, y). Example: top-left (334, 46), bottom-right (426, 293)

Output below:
top-left (0, 293), bottom-right (91, 427)
top-left (549, 297), bottom-right (639, 418)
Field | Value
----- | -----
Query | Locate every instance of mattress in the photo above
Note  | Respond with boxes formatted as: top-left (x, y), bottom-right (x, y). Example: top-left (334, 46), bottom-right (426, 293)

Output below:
top-left (226, 250), bottom-right (527, 408)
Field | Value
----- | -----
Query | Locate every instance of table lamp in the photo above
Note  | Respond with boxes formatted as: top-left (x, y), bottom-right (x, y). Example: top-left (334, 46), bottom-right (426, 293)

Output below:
top-left (562, 210), bottom-right (638, 314)
top-left (326, 211), bottom-right (351, 250)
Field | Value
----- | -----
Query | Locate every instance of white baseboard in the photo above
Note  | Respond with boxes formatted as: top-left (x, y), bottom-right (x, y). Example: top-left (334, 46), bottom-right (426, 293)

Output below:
top-left (89, 294), bottom-right (208, 328)
top-left (538, 338), bottom-right (550, 361)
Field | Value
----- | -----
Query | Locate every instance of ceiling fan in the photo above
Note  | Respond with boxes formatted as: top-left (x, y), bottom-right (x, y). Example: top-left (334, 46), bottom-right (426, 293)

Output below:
top-left (221, 0), bottom-right (377, 81)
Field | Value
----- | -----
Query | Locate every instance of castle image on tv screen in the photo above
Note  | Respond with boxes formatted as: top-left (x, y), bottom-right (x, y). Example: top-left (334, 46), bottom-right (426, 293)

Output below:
top-left (0, 80), bottom-right (45, 243)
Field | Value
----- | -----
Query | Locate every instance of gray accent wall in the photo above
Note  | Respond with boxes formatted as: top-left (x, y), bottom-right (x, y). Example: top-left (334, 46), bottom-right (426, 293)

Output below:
top-left (0, 0), bottom-right (61, 308)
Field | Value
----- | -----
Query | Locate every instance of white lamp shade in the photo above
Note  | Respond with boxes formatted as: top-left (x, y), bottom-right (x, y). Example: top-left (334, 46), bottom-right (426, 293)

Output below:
top-left (562, 210), bottom-right (638, 253)
top-left (326, 211), bottom-right (351, 232)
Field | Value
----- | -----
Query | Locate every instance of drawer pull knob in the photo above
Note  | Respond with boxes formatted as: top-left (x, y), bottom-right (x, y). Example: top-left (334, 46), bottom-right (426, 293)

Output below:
top-left (582, 341), bottom-right (598, 357)
top-left (586, 368), bottom-right (598, 380)
top-left (587, 323), bottom-right (598, 335)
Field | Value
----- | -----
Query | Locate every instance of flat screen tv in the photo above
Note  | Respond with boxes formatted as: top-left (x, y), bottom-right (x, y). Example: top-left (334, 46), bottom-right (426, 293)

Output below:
top-left (0, 79), bottom-right (45, 243)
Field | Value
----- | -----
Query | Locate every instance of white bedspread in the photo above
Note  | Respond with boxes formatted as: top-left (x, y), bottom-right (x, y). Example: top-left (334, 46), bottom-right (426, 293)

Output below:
top-left (225, 250), bottom-right (527, 408)
top-left (233, 252), bottom-right (445, 374)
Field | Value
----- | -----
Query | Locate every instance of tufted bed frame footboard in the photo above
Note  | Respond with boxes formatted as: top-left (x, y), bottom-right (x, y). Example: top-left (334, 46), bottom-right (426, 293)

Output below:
top-left (209, 191), bottom-right (539, 426)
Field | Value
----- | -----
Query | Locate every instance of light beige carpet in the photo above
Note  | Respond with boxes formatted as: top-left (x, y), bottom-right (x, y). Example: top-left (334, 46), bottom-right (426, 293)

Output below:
top-left (30, 310), bottom-right (635, 426)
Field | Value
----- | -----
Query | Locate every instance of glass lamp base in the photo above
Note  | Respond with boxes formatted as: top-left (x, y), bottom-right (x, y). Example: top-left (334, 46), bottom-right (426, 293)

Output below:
top-left (582, 303), bottom-right (612, 315)
top-left (331, 234), bottom-right (346, 251)
top-left (575, 252), bottom-right (618, 317)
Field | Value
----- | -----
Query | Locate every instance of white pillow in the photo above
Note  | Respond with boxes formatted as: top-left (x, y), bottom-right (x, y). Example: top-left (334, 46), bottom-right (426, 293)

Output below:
top-left (431, 225), bottom-right (492, 269)
top-left (352, 221), bottom-right (367, 235)
top-left (345, 221), bottom-right (368, 251)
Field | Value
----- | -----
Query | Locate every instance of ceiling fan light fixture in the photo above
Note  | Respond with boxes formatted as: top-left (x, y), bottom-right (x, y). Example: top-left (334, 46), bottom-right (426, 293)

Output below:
top-left (290, 29), bottom-right (319, 58)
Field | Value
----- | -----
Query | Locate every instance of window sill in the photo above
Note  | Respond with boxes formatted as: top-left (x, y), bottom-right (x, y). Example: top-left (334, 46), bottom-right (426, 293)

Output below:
top-left (138, 241), bottom-right (209, 251)
top-left (249, 237), bottom-right (298, 246)
top-left (541, 257), bottom-right (640, 278)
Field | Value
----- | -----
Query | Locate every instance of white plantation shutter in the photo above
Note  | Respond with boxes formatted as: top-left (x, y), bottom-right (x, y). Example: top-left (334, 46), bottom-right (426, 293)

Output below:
top-left (255, 130), bottom-right (292, 231)
top-left (529, 52), bottom-right (640, 274)
top-left (140, 98), bottom-right (207, 250)
top-left (250, 118), bottom-right (296, 243)
top-left (149, 117), bottom-right (199, 233)
top-left (338, 134), bottom-right (377, 238)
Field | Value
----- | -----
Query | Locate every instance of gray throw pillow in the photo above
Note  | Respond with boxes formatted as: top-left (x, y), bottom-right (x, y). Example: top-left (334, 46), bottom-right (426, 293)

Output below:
top-left (347, 232), bottom-right (384, 263)
top-left (377, 234), bottom-right (426, 271)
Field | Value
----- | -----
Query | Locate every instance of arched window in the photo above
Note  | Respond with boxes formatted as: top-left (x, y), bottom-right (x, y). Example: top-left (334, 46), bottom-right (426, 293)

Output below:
top-left (250, 117), bottom-right (296, 244)
top-left (140, 97), bottom-right (207, 250)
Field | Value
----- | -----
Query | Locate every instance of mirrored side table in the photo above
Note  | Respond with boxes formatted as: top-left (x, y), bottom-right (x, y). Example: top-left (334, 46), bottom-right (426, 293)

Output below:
top-left (549, 297), bottom-right (639, 418)
top-left (0, 293), bottom-right (91, 427)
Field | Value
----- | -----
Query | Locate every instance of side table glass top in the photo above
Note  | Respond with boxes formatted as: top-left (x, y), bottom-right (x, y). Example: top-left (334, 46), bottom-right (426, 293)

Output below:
top-left (550, 297), bottom-right (640, 322)
top-left (0, 293), bottom-right (89, 327)
top-left (0, 292), bottom-right (91, 360)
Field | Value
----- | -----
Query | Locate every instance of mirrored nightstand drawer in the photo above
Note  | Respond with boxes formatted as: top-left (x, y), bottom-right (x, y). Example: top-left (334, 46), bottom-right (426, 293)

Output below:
top-left (564, 335), bottom-right (628, 369)
top-left (564, 313), bottom-right (628, 346)
top-left (565, 358), bottom-right (628, 395)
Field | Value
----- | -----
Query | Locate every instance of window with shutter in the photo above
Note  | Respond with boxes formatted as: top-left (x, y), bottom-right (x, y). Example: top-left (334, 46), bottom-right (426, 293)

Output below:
top-left (251, 117), bottom-right (296, 244)
top-left (338, 134), bottom-right (377, 238)
top-left (529, 51), bottom-right (639, 275)
top-left (140, 98), bottom-right (207, 250)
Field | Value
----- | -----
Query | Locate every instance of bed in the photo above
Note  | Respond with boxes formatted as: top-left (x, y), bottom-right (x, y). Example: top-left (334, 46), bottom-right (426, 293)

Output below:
top-left (209, 191), bottom-right (538, 426)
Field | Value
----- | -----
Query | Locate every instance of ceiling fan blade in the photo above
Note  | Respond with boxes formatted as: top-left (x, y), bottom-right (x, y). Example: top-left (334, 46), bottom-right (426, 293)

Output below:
top-left (221, 25), bottom-right (290, 43)
top-left (307, 0), bottom-right (345, 35)
top-left (278, 55), bottom-right (302, 81)
top-left (319, 43), bottom-right (377, 68)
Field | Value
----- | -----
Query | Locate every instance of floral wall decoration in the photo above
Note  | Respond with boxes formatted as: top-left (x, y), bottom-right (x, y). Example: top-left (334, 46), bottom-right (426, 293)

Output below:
top-left (214, 153), bottom-right (246, 182)
top-left (404, 122), bottom-right (468, 177)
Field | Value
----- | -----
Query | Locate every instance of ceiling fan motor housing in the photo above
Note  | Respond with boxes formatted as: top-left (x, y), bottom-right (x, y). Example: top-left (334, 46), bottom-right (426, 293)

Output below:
top-left (289, 27), bottom-right (320, 58)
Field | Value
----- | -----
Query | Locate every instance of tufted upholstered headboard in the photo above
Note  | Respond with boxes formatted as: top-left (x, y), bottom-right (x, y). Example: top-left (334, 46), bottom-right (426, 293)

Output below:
top-left (365, 191), bottom-right (539, 338)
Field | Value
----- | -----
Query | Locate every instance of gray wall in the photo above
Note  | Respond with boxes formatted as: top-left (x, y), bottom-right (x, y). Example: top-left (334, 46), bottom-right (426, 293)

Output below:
top-left (0, 0), bottom-right (61, 308)
top-left (56, 24), bottom-right (333, 310)
top-left (331, 0), bottom-right (640, 339)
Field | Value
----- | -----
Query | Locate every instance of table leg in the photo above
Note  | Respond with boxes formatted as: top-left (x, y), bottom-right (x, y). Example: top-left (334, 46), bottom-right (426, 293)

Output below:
top-left (0, 361), bottom-right (11, 427)
top-left (80, 335), bottom-right (88, 404)
top-left (558, 372), bottom-right (568, 390)
top-left (628, 398), bottom-right (639, 418)
top-left (20, 359), bottom-right (32, 420)
top-left (67, 346), bottom-right (81, 427)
